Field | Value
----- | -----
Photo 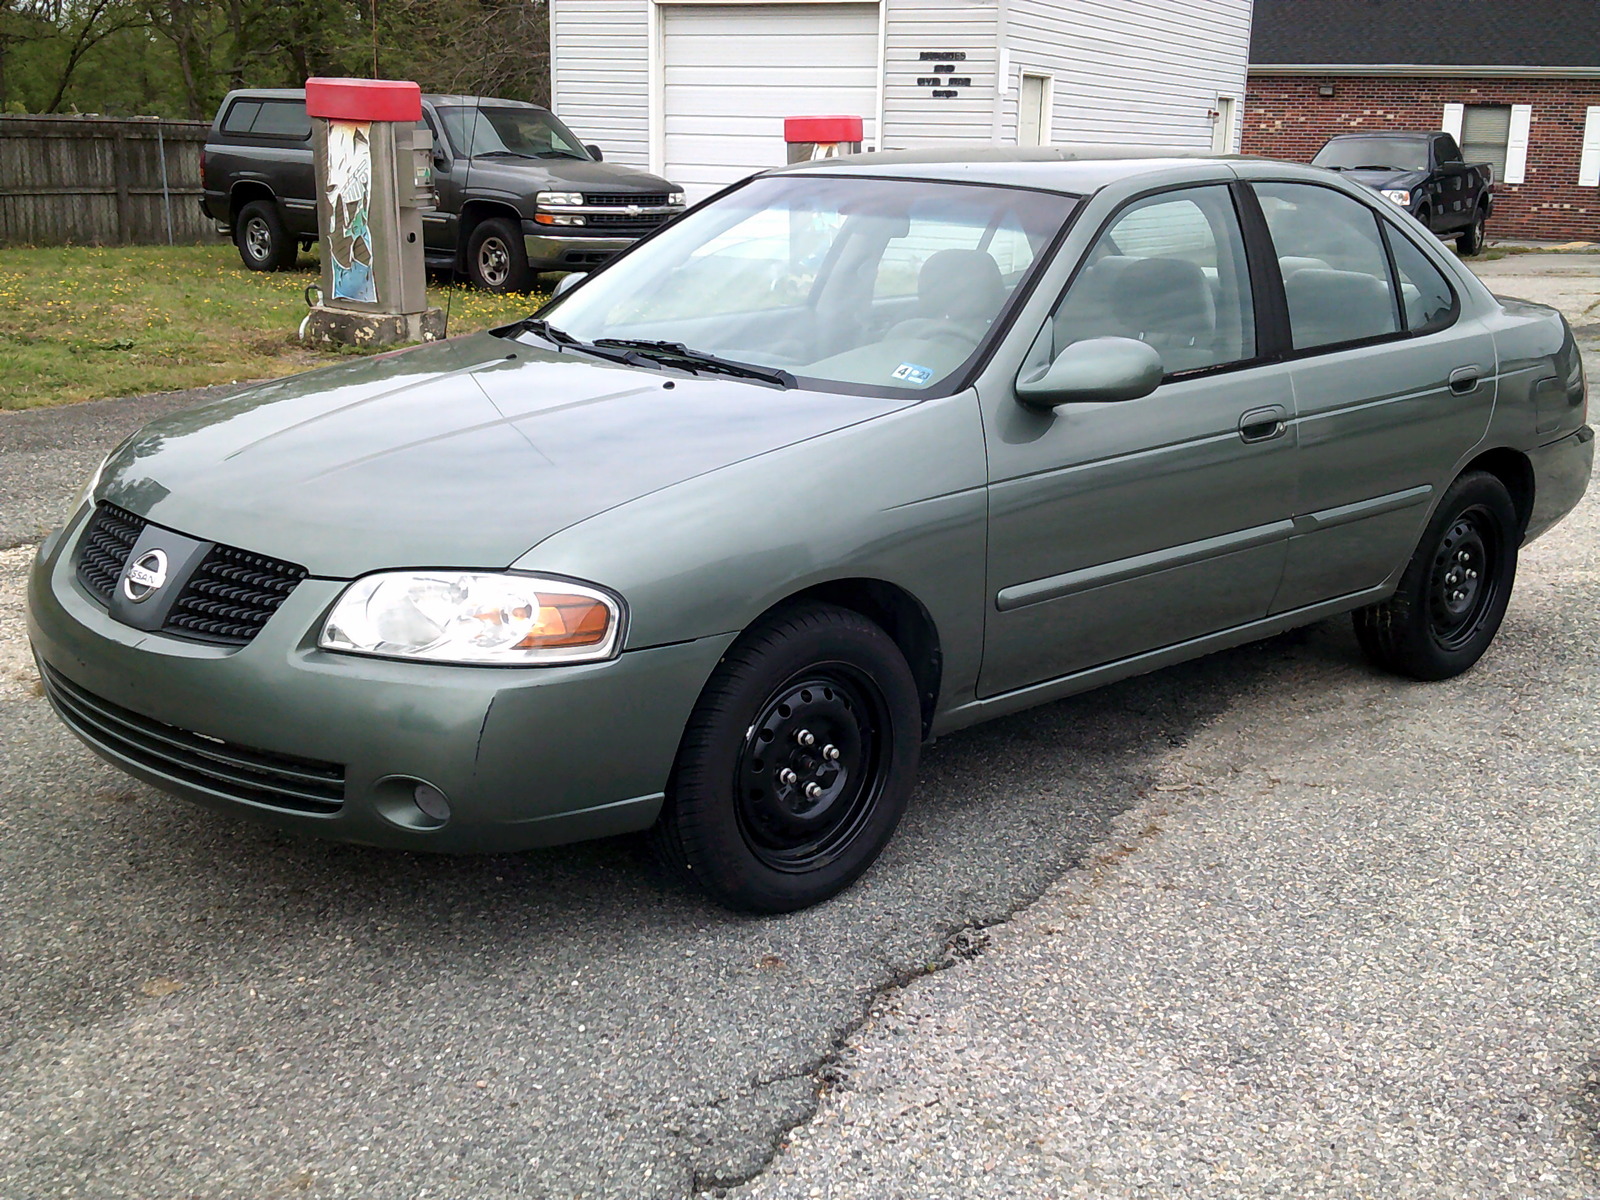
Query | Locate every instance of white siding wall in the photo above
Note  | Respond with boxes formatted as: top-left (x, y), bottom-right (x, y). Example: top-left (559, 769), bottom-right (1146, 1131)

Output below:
top-left (1002, 0), bottom-right (1252, 150)
top-left (881, 0), bottom-right (1001, 147)
top-left (550, 0), bottom-right (652, 168)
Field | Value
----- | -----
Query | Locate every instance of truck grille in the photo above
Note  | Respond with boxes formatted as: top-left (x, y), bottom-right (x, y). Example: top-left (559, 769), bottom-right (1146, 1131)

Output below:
top-left (584, 193), bottom-right (671, 208)
top-left (585, 211), bottom-right (672, 230)
top-left (39, 661), bottom-right (346, 814)
top-left (74, 502), bottom-right (307, 647)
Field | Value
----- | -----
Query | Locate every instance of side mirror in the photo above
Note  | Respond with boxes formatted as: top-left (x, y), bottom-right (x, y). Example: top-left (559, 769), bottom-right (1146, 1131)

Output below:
top-left (585, 144), bottom-right (604, 162)
top-left (551, 271), bottom-right (586, 299)
top-left (1016, 337), bottom-right (1164, 408)
top-left (434, 151), bottom-right (448, 169)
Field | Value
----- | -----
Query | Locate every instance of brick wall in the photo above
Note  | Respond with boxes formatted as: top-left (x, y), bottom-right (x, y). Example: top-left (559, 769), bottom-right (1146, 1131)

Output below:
top-left (1243, 74), bottom-right (1600, 241)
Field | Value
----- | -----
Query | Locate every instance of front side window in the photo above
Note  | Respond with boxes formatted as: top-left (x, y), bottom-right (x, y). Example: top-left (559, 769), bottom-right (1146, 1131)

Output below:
top-left (1255, 181), bottom-right (1400, 351)
top-left (1040, 184), bottom-right (1256, 375)
top-left (436, 106), bottom-right (589, 161)
top-left (545, 174), bottom-right (1077, 397)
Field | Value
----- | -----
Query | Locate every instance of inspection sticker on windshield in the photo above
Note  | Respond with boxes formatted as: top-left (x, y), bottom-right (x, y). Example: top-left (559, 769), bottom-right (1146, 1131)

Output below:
top-left (892, 362), bottom-right (934, 387)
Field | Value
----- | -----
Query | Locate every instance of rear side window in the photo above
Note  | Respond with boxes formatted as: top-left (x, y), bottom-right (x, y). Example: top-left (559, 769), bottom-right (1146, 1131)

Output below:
top-left (1255, 182), bottom-right (1400, 351)
top-left (1386, 231), bottom-right (1457, 334)
top-left (221, 98), bottom-right (310, 140)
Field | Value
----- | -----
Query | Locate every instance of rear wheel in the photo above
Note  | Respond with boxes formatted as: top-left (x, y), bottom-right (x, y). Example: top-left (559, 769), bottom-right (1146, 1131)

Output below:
top-left (1353, 471), bottom-right (1518, 680)
top-left (654, 603), bottom-right (922, 913)
top-left (466, 217), bottom-right (532, 293)
top-left (235, 200), bottom-right (296, 271)
top-left (1456, 206), bottom-right (1487, 256)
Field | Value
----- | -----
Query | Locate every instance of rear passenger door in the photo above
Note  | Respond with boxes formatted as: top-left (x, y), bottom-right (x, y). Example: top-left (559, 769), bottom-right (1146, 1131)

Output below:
top-left (1246, 178), bottom-right (1497, 613)
top-left (979, 184), bottom-right (1297, 697)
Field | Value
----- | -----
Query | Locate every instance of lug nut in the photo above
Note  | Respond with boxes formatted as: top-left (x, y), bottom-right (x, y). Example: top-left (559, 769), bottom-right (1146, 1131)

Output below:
top-left (804, 782), bottom-right (823, 799)
top-left (1466, 569), bottom-right (1477, 580)
top-left (1458, 550), bottom-right (1470, 562)
top-left (796, 729), bottom-right (815, 746)
top-left (822, 744), bottom-right (841, 761)
top-left (778, 768), bottom-right (798, 785)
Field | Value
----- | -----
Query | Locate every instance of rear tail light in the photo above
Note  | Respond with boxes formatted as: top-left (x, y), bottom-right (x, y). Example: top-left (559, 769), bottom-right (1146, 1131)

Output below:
top-left (199, 149), bottom-right (207, 189)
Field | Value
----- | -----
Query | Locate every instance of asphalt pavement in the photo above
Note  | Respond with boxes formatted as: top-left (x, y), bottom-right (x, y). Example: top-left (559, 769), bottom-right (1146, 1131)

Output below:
top-left (1, 256), bottom-right (1597, 1199)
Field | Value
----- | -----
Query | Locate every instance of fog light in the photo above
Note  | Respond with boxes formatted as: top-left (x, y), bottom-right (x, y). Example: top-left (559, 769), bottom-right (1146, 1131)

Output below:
top-left (413, 782), bottom-right (451, 822)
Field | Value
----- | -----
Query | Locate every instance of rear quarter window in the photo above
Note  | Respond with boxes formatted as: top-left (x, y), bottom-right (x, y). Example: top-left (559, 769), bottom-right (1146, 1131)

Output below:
top-left (220, 98), bottom-right (310, 140)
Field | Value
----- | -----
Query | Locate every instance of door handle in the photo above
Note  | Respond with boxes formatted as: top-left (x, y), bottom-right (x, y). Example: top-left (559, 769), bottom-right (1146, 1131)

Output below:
top-left (1238, 405), bottom-right (1288, 443)
top-left (1449, 366), bottom-right (1481, 395)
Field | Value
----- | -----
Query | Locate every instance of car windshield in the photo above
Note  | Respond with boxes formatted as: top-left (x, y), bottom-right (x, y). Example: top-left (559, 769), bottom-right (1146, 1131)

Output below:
top-left (1313, 138), bottom-right (1429, 172)
top-left (436, 105), bottom-right (591, 160)
top-left (540, 174), bottom-right (1078, 397)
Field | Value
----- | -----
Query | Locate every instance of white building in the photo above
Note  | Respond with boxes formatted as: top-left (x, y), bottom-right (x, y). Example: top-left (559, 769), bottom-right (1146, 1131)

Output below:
top-left (549, 0), bottom-right (1254, 200)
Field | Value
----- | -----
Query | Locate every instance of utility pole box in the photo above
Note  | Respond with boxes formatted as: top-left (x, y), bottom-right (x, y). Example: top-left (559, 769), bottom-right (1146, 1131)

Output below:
top-left (301, 77), bottom-right (445, 347)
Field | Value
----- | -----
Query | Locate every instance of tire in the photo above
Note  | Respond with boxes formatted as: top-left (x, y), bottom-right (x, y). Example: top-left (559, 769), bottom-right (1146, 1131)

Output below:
top-left (1352, 471), bottom-right (1519, 681)
top-left (654, 603), bottom-right (922, 913)
top-left (466, 217), bottom-right (532, 293)
top-left (1416, 205), bottom-right (1432, 234)
top-left (1456, 207), bottom-right (1487, 256)
top-left (234, 199), bottom-right (296, 271)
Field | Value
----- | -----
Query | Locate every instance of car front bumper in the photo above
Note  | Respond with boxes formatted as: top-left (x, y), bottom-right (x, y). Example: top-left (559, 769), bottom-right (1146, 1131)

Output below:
top-left (521, 227), bottom-right (639, 269)
top-left (27, 510), bottom-right (731, 853)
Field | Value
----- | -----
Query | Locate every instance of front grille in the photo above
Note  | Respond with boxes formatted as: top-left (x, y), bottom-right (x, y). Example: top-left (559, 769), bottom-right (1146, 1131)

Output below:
top-left (76, 503), bottom-right (144, 605)
top-left (163, 544), bottom-right (307, 645)
top-left (585, 212), bottom-right (672, 231)
top-left (39, 662), bottom-right (345, 814)
top-left (74, 502), bottom-right (306, 648)
top-left (584, 192), bottom-right (671, 208)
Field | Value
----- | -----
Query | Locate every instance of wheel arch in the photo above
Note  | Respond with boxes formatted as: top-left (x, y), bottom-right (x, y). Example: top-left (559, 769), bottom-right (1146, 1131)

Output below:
top-left (1461, 446), bottom-right (1535, 538)
top-left (759, 577), bottom-right (943, 740)
top-left (457, 199), bottom-right (524, 271)
top-left (229, 181), bottom-right (276, 222)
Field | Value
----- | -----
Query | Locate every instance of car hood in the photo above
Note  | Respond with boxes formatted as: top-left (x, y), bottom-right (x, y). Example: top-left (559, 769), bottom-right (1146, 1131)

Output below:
top-left (98, 333), bottom-right (910, 577)
top-left (460, 157), bottom-right (677, 197)
top-left (1339, 167), bottom-right (1428, 191)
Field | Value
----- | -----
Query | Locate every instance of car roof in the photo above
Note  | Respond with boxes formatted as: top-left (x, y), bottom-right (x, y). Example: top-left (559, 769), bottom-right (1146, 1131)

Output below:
top-left (219, 88), bottom-right (546, 111)
top-left (771, 145), bottom-right (1270, 196)
top-left (1324, 131), bottom-right (1434, 139)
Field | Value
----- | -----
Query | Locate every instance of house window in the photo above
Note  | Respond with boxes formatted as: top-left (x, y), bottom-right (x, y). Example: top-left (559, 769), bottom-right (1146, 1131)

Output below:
top-left (1461, 104), bottom-right (1512, 182)
top-left (1019, 74), bottom-right (1052, 146)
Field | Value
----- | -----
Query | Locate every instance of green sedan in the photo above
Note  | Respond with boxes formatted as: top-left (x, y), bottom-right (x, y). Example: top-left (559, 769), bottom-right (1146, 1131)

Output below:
top-left (28, 149), bottom-right (1592, 912)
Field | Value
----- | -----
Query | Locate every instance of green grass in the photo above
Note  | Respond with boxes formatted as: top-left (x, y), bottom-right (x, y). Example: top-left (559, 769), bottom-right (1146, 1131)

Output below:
top-left (0, 243), bottom-right (545, 410)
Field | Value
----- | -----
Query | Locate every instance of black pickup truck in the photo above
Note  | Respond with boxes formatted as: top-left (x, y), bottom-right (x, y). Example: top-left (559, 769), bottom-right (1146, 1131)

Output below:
top-left (201, 89), bottom-right (684, 291)
top-left (1312, 131), bottom-right (1494, 255)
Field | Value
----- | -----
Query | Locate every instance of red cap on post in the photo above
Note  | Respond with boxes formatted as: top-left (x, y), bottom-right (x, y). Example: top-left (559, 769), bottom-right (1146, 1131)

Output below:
top-left (305, 78), bottom-right (422, 123)
top-left (784, 115), bottom-right (865, 144)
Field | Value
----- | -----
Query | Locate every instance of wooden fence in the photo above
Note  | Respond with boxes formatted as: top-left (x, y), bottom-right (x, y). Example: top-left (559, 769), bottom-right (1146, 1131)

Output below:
top-left (0, 115), bottom-right (224, 247)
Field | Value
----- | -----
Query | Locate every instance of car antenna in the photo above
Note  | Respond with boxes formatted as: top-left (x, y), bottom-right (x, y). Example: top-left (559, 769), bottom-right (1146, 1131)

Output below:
top-left (441, 95), bottom-right (483, 339)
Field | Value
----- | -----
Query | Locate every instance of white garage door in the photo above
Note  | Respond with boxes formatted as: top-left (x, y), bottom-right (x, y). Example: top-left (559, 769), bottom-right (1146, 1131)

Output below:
top-left (661, 3), bottom-right (880, 202)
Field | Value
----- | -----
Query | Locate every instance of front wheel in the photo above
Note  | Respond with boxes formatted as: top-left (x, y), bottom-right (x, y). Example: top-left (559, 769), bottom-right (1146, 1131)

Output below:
top-left (466, 217), bottom-right (532, 293)
top-left (654, 603), bottom-right (922, 913)
top-left (1353, 471), bottom-right (1519, 680)
top-left (1456, 208), bottom-right (1487, 256)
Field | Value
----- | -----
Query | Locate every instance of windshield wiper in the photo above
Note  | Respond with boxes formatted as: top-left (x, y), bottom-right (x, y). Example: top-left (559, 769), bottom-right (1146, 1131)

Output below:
top-left (592, 339), bottom-right (796, 388)
top-left (474, 149), bottom-right (536, 159)
top-left (515, 319), bottom-right (640, 366)
top-left (536, 150), bottom-right (587, 160)
top-left (1352, 164), bottom-right (1404, 171)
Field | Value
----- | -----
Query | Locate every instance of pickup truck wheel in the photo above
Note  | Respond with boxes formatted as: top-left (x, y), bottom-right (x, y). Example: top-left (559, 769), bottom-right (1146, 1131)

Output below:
top-left (466, 218), bottom-right (532, 293)
top-left (1457, 208), bottom-right (1487, 256)
top-left (653, 603), bottom-right (921, 913)
top-left (235, 200), bottom-right (296, 271)
top-left (1415, 204), bottom-right (1431, 232)
top-left (1352, 471), bottom-right (1518, 681)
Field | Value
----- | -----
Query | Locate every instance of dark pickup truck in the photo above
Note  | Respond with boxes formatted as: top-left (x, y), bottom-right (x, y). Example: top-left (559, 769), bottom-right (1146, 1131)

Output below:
top-left (1312, 131), bottom-right (1494, 255)
top-left (201, 89), bottom-right (685, 291)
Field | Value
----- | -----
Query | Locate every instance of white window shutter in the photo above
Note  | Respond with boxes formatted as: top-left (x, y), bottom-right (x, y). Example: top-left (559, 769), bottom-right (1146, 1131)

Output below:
top-left (1504, 104), bottom-right (1532, 184)
top-left (1579, 106), bottom-right (1600, 187)
top-left (1442, 103), bottom-right (1464, 141)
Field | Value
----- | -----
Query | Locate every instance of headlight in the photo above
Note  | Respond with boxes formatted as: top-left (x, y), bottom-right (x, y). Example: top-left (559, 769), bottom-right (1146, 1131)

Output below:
top-left (65, 444), bottom-right (121, 521)
top-left (319, 572), bottom-right (624, 665)
top-left (1380, 189), bottom-right (1411, 206)
top-left (536, 191), bottom-right (584, 208)
top-left (668, 191), bottom-right (686, 207)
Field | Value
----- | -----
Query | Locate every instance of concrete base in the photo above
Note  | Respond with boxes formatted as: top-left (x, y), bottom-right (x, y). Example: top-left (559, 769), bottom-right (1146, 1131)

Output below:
top-left (299, 306), bottom-right (447, 348)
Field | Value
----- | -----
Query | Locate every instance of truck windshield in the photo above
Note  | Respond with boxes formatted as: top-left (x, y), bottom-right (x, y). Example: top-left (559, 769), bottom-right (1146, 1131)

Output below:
top-left (539, 173), bottom-right (1078, 398)
top-left (436, 105), bottom-right (591, 161)
top-left (1313, 138), bottom-right (1429, 172)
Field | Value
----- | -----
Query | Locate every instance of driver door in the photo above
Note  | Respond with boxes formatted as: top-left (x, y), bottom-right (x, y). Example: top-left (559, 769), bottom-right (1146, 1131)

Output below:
top-left (980, 184), bottom-right (1297, 697)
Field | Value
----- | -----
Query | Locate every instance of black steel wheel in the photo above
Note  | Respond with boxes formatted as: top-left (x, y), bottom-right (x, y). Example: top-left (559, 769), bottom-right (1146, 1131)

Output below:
top-left (655, 603), bottom-right (922, 913)
top-left (234, 199), bottom-right (296, 271)
top-left (466, 217), bottom-right (532, 293)
top-left (1353, 471), bottom-right (1518, 680)
top-left (1457, 207), bottom-right (1487, 256)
